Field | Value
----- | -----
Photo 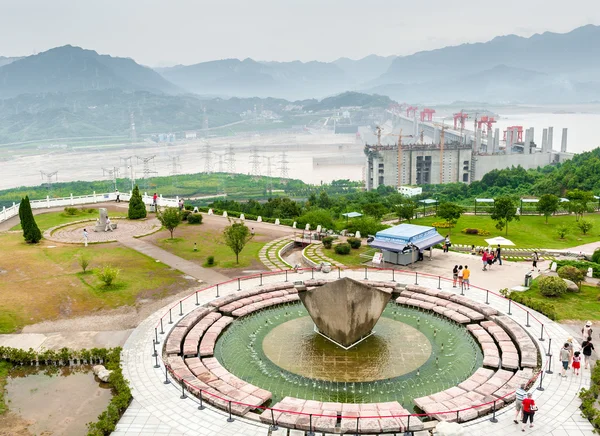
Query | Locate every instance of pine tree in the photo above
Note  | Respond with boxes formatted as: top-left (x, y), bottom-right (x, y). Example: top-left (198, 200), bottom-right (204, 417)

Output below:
top-left (19, 196), bottom-right (42, 243)
top-left (128, 185), bottom-right (147, 219)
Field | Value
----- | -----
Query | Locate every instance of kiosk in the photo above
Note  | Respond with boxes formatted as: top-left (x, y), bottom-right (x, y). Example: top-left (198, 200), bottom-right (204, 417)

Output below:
top-left (368, 224), bottom-right (444, 265)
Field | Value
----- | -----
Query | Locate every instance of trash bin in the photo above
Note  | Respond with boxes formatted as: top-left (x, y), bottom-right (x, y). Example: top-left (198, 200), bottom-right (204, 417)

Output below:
top-left (524, 272), bottom-right (533, 287)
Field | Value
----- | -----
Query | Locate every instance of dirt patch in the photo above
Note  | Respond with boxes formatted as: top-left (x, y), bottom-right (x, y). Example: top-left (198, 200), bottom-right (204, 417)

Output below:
top-left (0, 412), bottom-right (33, 436)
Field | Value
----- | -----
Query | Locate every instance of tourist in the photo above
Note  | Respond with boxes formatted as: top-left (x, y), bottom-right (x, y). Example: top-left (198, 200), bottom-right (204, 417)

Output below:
top-left (178, 199), bottom-right (184, 211)
top-left (566, 337), bottom-right (575, 367)
top-left (452, 265), bottom-right (459, 287)
top-left (560, 343), bottom-right (571, 377)
top-left (582, 337), bottom-right (595, 369)
top-left (521, 392), bottom-right (537, 431)
top-left (532, 251), bottom-right (540, 272)
top-left (496, 244), bottom-right (502, 265)
top-left (83, 228), bottom-right (88, 247)
top-left (487, 250), bottom-right (495, 269)
top-left (482, 249), bottom-right (489, 271)
top-left (514, 383), bottom-right (527, 424)
top-left (573, 351), bottom-right (582, 375)
top-left (470, 244), bottom-right (477, 255)
top-left (153, 192), bottom-right (158, 206)
top-left (251, 227), bottom-right (255, 236)
top-left (463, 265), bottom-right (470, 290)
top-left (582, 321), bottom-right (593, 340)
top-left (115, 189), bottom-right (120, 202)
top-left (458, 265), bottom-right (464, 288)
top-left (444, 235), bottom-right (451, 253)
top-left (105, 216), bottom-right (113, 232)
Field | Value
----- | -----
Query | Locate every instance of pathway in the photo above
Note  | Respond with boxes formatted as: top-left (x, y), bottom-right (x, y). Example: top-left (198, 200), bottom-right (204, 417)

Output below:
top-left (258, 236), bottom-right (294, 270)
top-left (114, 268), bottom-right (595, 436)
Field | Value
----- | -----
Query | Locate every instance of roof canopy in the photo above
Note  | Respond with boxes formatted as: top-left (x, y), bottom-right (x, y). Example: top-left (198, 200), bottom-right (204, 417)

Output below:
top-left (342, 212), bottom-right (362, 218)
top-left (419, 199), bottom-right (438, 204)
top-left (521, 198), bottom-right (539, 203)
top-left (475, 198), bottom-right (494, 203)
top-left (370, 224), bottom-right (444, 252)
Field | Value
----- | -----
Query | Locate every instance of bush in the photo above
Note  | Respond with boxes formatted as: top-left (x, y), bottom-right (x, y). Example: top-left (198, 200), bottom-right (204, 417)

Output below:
top-left (556, 260), bottom-right (600, 278)
top-left (346, 216), bottom-right (387, 237)
top-left (181, 210), bottom-right (192, 221)
top-left (296, 209), bottom-right (335, 231)
top-left (431, 221), bottom-right (454, 228)
top-left (128, 185), bottom-right (147, 220)
top-left (322, 236), bottom-right (334, 249)
top-left (557, 224), bottom-right (569, 239)
top-left (64, 207), bottom-right (78, 216)
top-left (538, 276), bottom-right (568, 297)
top-left (187, 213), bottom-right (203, 224)
top-left (462, 228), bottom-right (491, 236)
top-left (184, 204), bottom-right (193, 211)
top-left (206, 256), bottom-right (215, 266)
top-left (509, 292), bottom-right (558, 320)
top-left (557, 265), bottom-right (585, 289)
top-left (592, 248), bottom-right (600, 264)
top-left (96, 265), bottom-right (120, 287)
top-left (579, 362), bottom-right (600, 431)
top-left (347, 237), bottom-right (362, 249)
top-left (334, 243), bottom-right (351, 255)
top-left (578, 219), bottom-right (593, 235)
top-left (78, 255), bottom-right (91, 273)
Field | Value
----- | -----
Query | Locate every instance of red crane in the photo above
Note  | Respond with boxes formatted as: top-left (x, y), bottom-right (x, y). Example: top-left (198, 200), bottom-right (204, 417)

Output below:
top-left (477, 116), bottom-right (497, 134)
top-left (406, 106), bottom-right (418, 118)
top-left (453, 111), bottom-right (469, 131)
top-left (503, 126), bottom-right (524, 142)
top-left (420, 108), bottom-right (436, 122)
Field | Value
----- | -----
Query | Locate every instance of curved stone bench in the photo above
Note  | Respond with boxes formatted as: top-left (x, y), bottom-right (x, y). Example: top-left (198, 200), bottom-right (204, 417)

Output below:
top-left (396, 296), bottom-right (471, 324)
top-left (231, 293), bottom-right (300, 317)
top-left (404, 285), bottom-right (498, 317)
top-left (199, 316), bottom-right (234, 357)
top-left (220, 289), bottom-right (291, 315)
top-left (182, 312), bottom-right (223, 357)
top-left (492, 315), bottom-right (538, 368)
top-left (208, 282), bottom-right (295, 309)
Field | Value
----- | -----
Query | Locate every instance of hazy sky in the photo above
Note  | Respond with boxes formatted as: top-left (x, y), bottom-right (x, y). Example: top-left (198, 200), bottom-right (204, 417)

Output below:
top-left (1, 0), bottom-right (598, 66)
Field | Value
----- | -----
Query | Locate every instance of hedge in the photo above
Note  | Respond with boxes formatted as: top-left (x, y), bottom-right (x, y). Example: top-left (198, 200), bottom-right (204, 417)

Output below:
top-left (556, 260), bottom-right (600, 279)
top-left (0, 347), bottom-right (131, 436)
top-left (508, 292), bottom-right (558, 320)
top-left (580, 361), bottom-right (600, 430)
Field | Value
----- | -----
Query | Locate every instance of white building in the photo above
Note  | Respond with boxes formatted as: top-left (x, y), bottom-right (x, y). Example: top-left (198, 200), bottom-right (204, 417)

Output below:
top-left (398, 186), bottom-right (422, 197)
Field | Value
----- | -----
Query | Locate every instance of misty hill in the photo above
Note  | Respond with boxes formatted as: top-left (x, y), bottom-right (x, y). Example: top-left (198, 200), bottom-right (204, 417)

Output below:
top-left (333, 55), bottom-right (397, 84)
top-left (0, 46), bottom-right (181, 99)
top-left (0, 56), bottom-right (22, 68)
top-left (366, 25), bottom-right (600, 103)
top-left (302, 92), bottom-right (394, 111)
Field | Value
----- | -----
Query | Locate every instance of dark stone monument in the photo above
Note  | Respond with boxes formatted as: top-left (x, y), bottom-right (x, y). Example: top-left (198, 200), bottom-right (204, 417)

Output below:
top-left (298, 277), bottom-right (392, 349)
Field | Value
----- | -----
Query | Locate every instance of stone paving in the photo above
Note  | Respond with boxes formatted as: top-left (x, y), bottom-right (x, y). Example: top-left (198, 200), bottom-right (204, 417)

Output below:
top-left (44, 218), bottom-right (161, 244)
top-left (115, 268), bottom-right (596, 435)
top-left (259, 236), bottom-right (294, 270)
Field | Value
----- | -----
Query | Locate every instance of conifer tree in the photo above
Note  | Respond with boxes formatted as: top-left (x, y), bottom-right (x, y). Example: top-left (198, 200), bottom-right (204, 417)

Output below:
top-left (128, 185), bottom-right (147, 219)
top-left (19, 196), bottom-right (42, 243)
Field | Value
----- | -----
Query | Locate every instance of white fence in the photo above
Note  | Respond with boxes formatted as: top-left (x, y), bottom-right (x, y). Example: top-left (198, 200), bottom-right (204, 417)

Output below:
top-left (0, 191), bottom-right (181, 225)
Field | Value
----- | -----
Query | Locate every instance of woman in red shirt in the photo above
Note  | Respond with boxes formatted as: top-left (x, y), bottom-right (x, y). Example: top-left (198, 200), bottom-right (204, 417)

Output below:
top-left (521, 392), bottom-right (536, 431)
top-left (482, 250), bottom-right (489, 271)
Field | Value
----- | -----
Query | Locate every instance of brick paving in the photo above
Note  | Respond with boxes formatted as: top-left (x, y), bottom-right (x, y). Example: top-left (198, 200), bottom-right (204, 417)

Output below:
top-left (116, 269), bottom-right (596, 435)
top-left (44, 218), bottom-right (161, 244)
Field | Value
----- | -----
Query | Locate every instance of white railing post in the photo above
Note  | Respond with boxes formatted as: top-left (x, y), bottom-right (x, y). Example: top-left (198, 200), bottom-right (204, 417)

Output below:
top-left (2, 206), bottom-right (5, 221)
top-left (93, 191), bottom-right (97, 203)
top-left (46, 196), bottom-right (50, 208)
top-left (70, 193), bottom-right (74, 206)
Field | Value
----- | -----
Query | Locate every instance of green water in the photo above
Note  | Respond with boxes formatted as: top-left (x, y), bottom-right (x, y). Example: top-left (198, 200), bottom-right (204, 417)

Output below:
top-left (214, 302), bottom-right (482, 411)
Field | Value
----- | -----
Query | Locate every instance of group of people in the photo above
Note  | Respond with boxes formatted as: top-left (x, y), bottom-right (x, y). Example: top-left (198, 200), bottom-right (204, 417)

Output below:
top-left (560, 322), bottom-right (595, 377)
top-left (481, 244), bottom-right (502, 271)
top-left (451, 265), bottom-right (471, 289)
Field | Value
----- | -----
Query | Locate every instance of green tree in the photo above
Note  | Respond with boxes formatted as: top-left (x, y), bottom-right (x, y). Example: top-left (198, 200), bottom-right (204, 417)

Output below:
top-left (223, 221), bottom-right (253, 264)
top-left (396, 199), bottom-right (416, 223)
top-left (536, 194), bottom-right (559, 223)
top-left (18, 196), bottom-right (42, 243)
top-left (128, 185), bottom-right (147, 219)
top-left (362, 202), bottom-right (387, 219)
top-left (566, 189), bottom-right (594, 221)
top-left (157, 207), bottom-right (182, 239)
top-left (577, 219), bottom-right (593, 235)
top-left (436, 202), bottom-right (464, 234)
top-left (490, 196), bottom-right (519, 236)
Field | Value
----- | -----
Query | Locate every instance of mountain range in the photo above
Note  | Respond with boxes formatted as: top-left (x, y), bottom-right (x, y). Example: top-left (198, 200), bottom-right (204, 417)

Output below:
top-left (1, 24), bottom-right (599, 103)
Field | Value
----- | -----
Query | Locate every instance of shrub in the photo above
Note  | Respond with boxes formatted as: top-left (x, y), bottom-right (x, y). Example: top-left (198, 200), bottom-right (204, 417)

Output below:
top-left (538, 276), bottom-right (568, 297)
top-left (184, 204), bottom-right (193, 211)
top-left (187, 213), bottom-right (203, 224)
top-left (78, 255), bottom-right (91, 273)
top-left (462, 228), bottom-right (491, 236)
top-left (296, 209), bottom-right (335, 232)
top-left (206, 256), bottom-right (215, 266)
top-left (557, 265), bottom-right (585, 289)
top-left (128, 185), bottom-right (147, 220)
top-left (347, 237), bottom-right (362, 249)
top-left (322, 236), bottom-right (334, 249)
top-left (346, 217), bottom-right (387, 237)
top-left (592, 248), bottom-right (600, 264)
top-left (96, 265), bottom-right (120, 287)
top-left (431, 221), bottom-right (454, 229)
top-left (577, 219), bottom-right (593, 235)
top-left (556, 260), bottom-right (600, 278)
top-left (181, 210), bottom-right (192, 221)
top-left (557, 224), bottom-right (569, 239)
top-left (19, 196), bottom-right (42, 244)
top-left (509, 292), bottom-right (558, 320)
top-left (64, 207), bottom-right (78, 216)
top-left (334, 243), bottom-right (351, 255)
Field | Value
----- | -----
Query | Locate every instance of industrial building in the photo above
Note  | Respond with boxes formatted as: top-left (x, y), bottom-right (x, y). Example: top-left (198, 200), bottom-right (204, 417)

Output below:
top-left (363, 107), bottom-right (574, 190)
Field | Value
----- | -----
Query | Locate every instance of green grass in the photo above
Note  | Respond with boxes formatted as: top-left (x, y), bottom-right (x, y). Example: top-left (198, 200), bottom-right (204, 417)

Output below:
top-left (11, 209), bottom-right (127, 232)
top-left (0, 232), bottom-right (188, 333)
top-left (322, 245), bottom-right (372, 266)
top-left (0, 361), bottom-right (11, 415)
top-left (411, 213), bottom-right (600, 249)
top-left (516, 280), bottom-right (600, 321)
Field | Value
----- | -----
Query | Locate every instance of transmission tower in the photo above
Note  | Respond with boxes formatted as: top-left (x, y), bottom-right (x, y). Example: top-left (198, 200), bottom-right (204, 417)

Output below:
top-left (136, 155), bottom-right (157, 190)
top-left (40, 171), bottom-right (58, 194)
top-left (225, 144), bottom-right (236, 174)
top-left (249, 147), bottom-right (262, 178)
top-left (102, 167), bottom-right (120, 191)
top-left (200, 140), bottom-right (213, 173)
top-left (169, 155), bottom-right (181, 187)
top-left (214, 153), bottom-right (226, 173)
top-left (120, 156), bottom-right (135, 191)
top-left (278, 151), bottom-right (290, 182)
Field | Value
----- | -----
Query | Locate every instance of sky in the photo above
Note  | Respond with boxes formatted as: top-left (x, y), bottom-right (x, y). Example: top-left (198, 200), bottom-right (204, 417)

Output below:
top-left (1, 0), bottom-right (598, 67)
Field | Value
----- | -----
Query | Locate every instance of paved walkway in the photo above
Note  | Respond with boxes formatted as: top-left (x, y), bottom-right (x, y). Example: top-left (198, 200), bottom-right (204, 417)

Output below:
top-left (115, 268), bottom-right (596, 436)
top-left (44, 218), bottom-right (160, 243)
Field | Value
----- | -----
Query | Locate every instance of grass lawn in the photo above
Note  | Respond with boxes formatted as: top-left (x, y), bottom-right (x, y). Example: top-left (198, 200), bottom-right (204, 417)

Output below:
top-left (515, 279), bottom-right (600, 321)
top-left (0, 232), bottom-right (189, 333)
top-left (322, 245), bottom-right (372, 267)
top-left (154, 224), bottom-right (264, 269)
top-left (411, 213), bottom-right (600, 249)
top-left (11, 209), bottom-right (127, 232)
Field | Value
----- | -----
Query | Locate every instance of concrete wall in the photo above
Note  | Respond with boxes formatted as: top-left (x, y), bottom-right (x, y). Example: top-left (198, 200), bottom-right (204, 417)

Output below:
top-left (473, 152), bottom-right (554, 181)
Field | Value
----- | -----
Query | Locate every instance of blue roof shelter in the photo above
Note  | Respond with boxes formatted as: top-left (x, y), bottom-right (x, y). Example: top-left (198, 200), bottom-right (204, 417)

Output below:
top-left (369, 224), bottom-right (444, 265)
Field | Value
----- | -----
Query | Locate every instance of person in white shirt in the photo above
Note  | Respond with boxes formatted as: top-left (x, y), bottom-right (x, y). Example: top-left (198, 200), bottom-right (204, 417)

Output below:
top-left (105, 217), bottom-right (113, 232)
top-left (83, 228), bottom-right (88, 246)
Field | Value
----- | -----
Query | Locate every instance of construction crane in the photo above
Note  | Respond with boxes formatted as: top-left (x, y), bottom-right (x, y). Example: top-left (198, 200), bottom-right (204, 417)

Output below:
top-left (477, 116), bottom-right (497, 134)
top-left (406, 106), bottom-right (418, 118)
top-left (453, 111), bottom-right (469, 132)
top-left (420, 108), bottom-right (436, 122)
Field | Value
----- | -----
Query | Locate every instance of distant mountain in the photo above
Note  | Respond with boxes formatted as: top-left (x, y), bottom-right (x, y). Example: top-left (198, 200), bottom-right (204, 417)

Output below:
top-left (0, 56), bottom-right (22, 68)
top-left (0, 46), bottom-right (180, 99)
top-left (366, 25), bottom-right (600, 103)
top-left (333, 55), bottom-right (397, 84)
top-left (302, 91), bottom-right (394, 111)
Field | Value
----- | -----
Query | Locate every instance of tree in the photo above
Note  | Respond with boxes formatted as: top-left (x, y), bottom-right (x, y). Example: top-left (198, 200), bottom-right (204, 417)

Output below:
top-left (397, 199), bottom-right (416, 223)
top-left (157, 207), bottom-right (182, 239)
top-left (490, 196), bottom-right (519, 236)
top-left (556, 225), bottom-right (569, 239)
top-left (566, 189), bottom-right (594, 221)
top-left (536, 194), bottom-right (559, 223)
top-left (18, 196), bottom-right (42, 243)
top-left (577, 219), bottom-right (593, 235)
top-left (223, 221), bottom-right (253, 264)
top-left (436, 202), bottom-right (464, 233)
top-left (128, 185), bottom-right (147, 219)
top-left (362, 202), bottom-right (387, 219)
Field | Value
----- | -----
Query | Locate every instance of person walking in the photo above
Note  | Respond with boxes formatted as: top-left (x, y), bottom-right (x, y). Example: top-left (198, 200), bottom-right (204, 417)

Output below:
top-left (487, 250), bottom-right (495, 269)
top-left (566, 337), bottom-right (575, 367)
top-left (582, 337), bottom-right (595, 369)
top-left (105, 216), bottom-right (113, 232)
top-left (532, 251), bottom-right (540, 272)
top-left (560, 343), bottom-right (571, 377)
top-left (496, 244), bottom-right (502, 265)
top-left (482, 249), bottom-right (489, 271)
top-left (463, 265), bottom-right (471, 290)
top-left (115, 189), bottom-right (120, 203)
top-left (452, 265), bottom-right (459, 287)
top-left (444, 235), bottom-right (451, 253)
top-left (573, 351), bottom-right (582, 375)
top-left (521, 392), bottom-right (537, 431)
top-left (83, 228), bottom-right (88, 247)
top-left (582, 321), bottom-right (593, 340)
top-left (514, 384), bottom-right (527, 424)
top-left (458, 265), bottom-right (464, 289)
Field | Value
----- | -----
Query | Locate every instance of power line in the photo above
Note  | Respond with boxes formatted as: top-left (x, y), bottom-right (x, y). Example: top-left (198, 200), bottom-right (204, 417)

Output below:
top-left (200, 140), bottom-right (213, 173)
top-left (40, 171), bottom-right (58, 194)
top-left (225, 144), bottom-right (236, 174)
top-left (135, 155), bottom-right (157, 190)
top-left (120, 156), bottom-right (135, 191)
top-left (102, 166), bottom-right (120, 191)
top-left (249, 147), bottom-right (261, 178)
top-left (278, 150), bottom-right (290, 181)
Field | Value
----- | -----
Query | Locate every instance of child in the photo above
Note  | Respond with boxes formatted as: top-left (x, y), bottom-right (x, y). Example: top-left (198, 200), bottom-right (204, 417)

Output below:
top-left (452, 265), bottom-right (458, 288)
top-left (572, 351), bottom-right (581, 375)
top-left (458, 265), bottom-right (464, 288)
